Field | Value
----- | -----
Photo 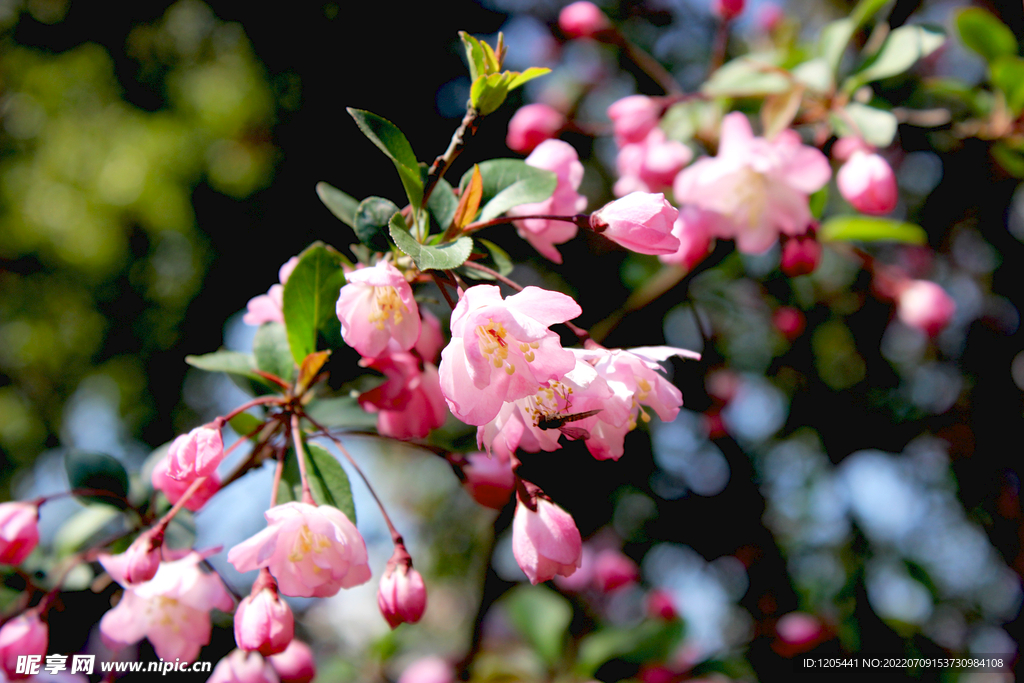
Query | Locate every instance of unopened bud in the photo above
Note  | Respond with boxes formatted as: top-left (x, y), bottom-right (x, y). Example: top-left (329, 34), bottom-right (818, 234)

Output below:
top-left (377, 550), bottom-right (427, 629)
top-left (235, 573), bottom-right (294, 656)
top-left (558, 1), bottom-right (611, 38)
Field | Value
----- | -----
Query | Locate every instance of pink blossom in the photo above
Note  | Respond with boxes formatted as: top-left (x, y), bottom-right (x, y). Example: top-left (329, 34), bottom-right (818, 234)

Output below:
top-left (336, 260), bottom-right (420, 358)
top-left (646, 589), bottom-right (678, 620)
top-left (614, 128), bottom-right (693, 197)
top-left (553, 545), bottom-right (595, 592)
top-left (593, 549), bottom-right (640, 592)
top-left (397, 657), bottom-right (454, 683)
top-left (607, 95), bottom-right (662, 145)
top-left (757, 3), bottom-right (784, 32)
top-left (506, 104), bottom-right (566, 154)
top-left (358, 354), bottom-right (447, 440)
top-left (773, 306), bottom-right (806, 340)
top-left (658, 206), bottom-right (716, 270)
top-left (674, 112), bottom-right (831, 254)
top-left (414, 310), bottom-right (445, 364)
top-left (100, 551), bottom-right (234, 662)
top-left (244, 257), bottom-right (299, 326)
top-left (0, 612), bottom-right (47, 681)
top-left (268, 640), bottom-right (316, 683)
top-left (438, 285), bottom-right (581, 425)
top-left (508, 139), bottom-right (588, 263)
top-left (377, 558), bottom-right (427, 629)
top-left (460, 452), bottom-right (514, 510)
top-left (897, 280), bottom-right (955, 337)
top-left (235, 576), bottom-right (294, 656)
top-left (227, 502), bottom-right (371, 598)
top-left (713, 0), bottom-right (745, 20)
top-left (0, 502), bottom-right (39, 566)
top-left (512, 494), bottom-right (583, 584)
top-left (837, 151), bottom-right (898, 215)
top-left (151, 455), bottom-right (220, 512)
top-left (558, 1), bottom-right (611, 38)
top-left (166, 425), bottom-right (224, 481)
top-left (208, 650), bottom-right (279, 683)
top-left (100, 527), bottom-right (163, 585)
top-left (776, 612), bottom-right (824, 645)
top-left (780, 233), bottom-right (821, 276)
top-left (831, 136), bottom-right (873, 162)
top-left (590, 192), bottom-right (681, 255)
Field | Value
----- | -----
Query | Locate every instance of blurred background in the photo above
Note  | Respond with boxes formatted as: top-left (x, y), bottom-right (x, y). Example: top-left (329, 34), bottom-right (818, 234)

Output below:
top-left (1, 0), bottom-right (1022, 681)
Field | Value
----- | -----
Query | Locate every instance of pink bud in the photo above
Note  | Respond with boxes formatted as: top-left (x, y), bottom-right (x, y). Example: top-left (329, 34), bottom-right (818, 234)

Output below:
top-left (208, 649), bottom-right (279, 683)
top-left (151, 455), bottom-right (221, 511)
top-left (166, 425), bottom-right (225, 481)
top-left (235, 578), bottom-right (294, 656)
top-left (461, 452), bottom-right (514, 510)
top-left (831, 136), bottom-right (873, 162)
top-left (607, 95), bottom-right (661, 145)
top-left (558, 1), bottom-right (611, 38)
top-left (757, 3), bottom-right (784, 32)
top-left (646, 589), bottom-right (678, 620)
top-left (0, 612), bottom-right (48, 681)
top-left (897, 280), bottom-right (955, 337)
top-left (118, 527), bottom-right (164, 584)
top-left (773, 306), bottom-right (806, 341)
top-left (377, 559), bottom-right (427, 629)
top-left (837, 151), bottom-right (898, 215)
top-left (593, 549), bottom-right (640, 592)
top-left (512, 494), bottom-right (583, 584)
top-left (780, 234), bottom-right (821, 277)
top-left (776, 612), bottom-right (824, 645)
top-left (0, 502), bottom-right (39, 566)
top-left (506, 103), bottom-right (567, 154)
top-left (713, 0), bottom-right (745, 21)
top-left (398, 656), bottom-right (454, 683)
top-left (590, 192), bottom-right (681, 255)
top-left (268, 640), bottom-right (316, 683)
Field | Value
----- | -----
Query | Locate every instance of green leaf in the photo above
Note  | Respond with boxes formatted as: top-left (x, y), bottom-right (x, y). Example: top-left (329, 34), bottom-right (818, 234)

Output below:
top-left (282, 241), bottom-right (348, 365)
top-left (354, 196), bottom-right (401, 251)
top-left (506, 67), bottom-right (551, 91)
top-left (576, 620), bottom-right (685, 676)
top-left (478, 238), bottom-right (514, 277)
top-left (186, 350), bottom-right (266, 383)
top-left (315, 181), bottom-right (360, 229)
top-left (831, 102), bottom-right (898, 147)
top-left (809, 184), bottom-right (828, 220)
top-left (702, 56), bottom-right (791, 97)
top-left (427, 178), bottom-right (459, 232)
top-left (53, 505), bottom-right (121, 556)
top-left (346, 108), bottom-right (423, 207)
top-left (459, 159), bottom-right (557, 216)
top-left (792, 58), bottom-right (833, 93)
top-left (303, 442), bottom-right (357, 523)
top-left (956, 7), bottom-right (1018, 63)
top-left (389, 212), bottom-right (473, 270)
top-left (228, 412), bottom-right (264, 440)
top-left (471, 72), bottom-right (513, 115)
top-left (65, 450), bottom-right (130, 509)
top-left (303, 396), bottom-right (378, 431)
top-left (991, 141), bottom-right (1024, 178)
top-left (253, 322), bottom-right (295, 383)
top-left (503, 584), bottom-right (573, 665)
top-left (845, 25), bottom-right (945, 92)
top-left (460, 31), bottom-right (489, 82)
top-left (821, 18), bottom-right (856, 73)
top-left (990, 55), bottom-right (1024, 115)
top-left (477, 166), bottom-right (557, 223)
top-left (819, 216), bottom-right (927, 244)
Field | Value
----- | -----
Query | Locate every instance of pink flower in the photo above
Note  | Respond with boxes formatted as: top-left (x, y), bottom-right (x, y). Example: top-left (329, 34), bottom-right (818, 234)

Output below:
top-left (593, 549), bottom-right (640, 592)
top-left (336, 260), bottom-right (420, 358)
top-left (358, 353), bottom-right (447, 440)
top-left (512, 493), bottom-right (583, 584)
top-left (438, 285), bottom-right (581, 425)
top-left (614, 128), bottom-right (693, 197)
top-left (897, 280), bottom-right (955, 337)
top-left (773, 306), bottom-right (806, 340)
top-left (377, 555), bottom-right (427, 629)
top-left (415, 310), bottom-right (445, 364)
top-left (558, 1), bottom-right (611, 38)
top-left (713, 0), bottom-right (745, 21)
top-left (776, 612), bottom-right (824, 645)
top-left (460, 452), bottom-right (514, 510)
top-left (831, 136), bottom-right (873, 162)
top-left (508, 139), bottom-right (588, 263)
top-left (166, 425), bottom-right (224, 481)
top-left (268, 640), bottom-right (316, 683)
top-left (100, 527), bottom-right (164, 585)
top-left (100, 551), bottom-right (234, 662)
top-left (607, 95), bottom-right (662, 145)
top-left (0, 502), bottom-right (39, 566)
top-left (227, 502), bottom-right (371, 598)
top-left (590, 192), bottom-right (681, 255)
top-left (244, 257), bottom-right (299, 326)
top-left (658, 206), bottom-right (716, 270)
top-left (837, 151), bottom-right (898, 215)
top-left (506, 104), bottom-right (566, 154)
top-left (646, 589), bottom-right (678, 620)
top-left (235, 576), bottom-right (294, 656)
top-left (208, 650), bottom-right (279, 683)
top-left (151, 455), bottom-right (220, 512)
top-left (674, 112), bottom-right (831, 253)
top-left (397, 657), bottom-right (454, 683)
top-left (0, 612), bottom-right (47, 681)
top-left (780, 233), bottom-right (821, 276)
top-left (757, 2), bottom-right (784, 32)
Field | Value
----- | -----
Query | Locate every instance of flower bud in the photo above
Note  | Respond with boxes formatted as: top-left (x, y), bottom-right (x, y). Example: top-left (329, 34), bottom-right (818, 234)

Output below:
top-left (713, 0), bottom-right (745, 21)
top-left (167, 425), bottom-right (225, 480)
top-left (831, 136), bottom-right (872, 163)
top-left (646, 589), bottom-right (678, 620)
top-left (512, 490), bottom-right (583, 584)
top-left (773, 306), bottom-right (806, 341)
top-left (590, 192), bottom-right (680, 255)
top-left (837, 151), bottom-right (898, 215)
top-left (897, 280), bottom-right (955, 337)
top-left (558, 1), bottom-right (610, 38)
top-left (235, 574), bottom-right (295, 656)
top-left (780, 234), bottom-right (821, 277)
top-left (461, 452), bottom-right (514, 510)
top-left (117, 527), bottom-right (164, 584)
top-left (607, 95), bottom-right (661, 145)
top-left (397, 656), bottom-right (454, 683)
top-left (377, 550), bottom-right (427, 629)
top-left (0, 502), bottom-right (39, 566)
top-left (507, 103), bottom-right (566, 154)
top-left (268, 640), bottom-right (316, 683)
top-left (0, 612), bottom-right (48, 681)
top-left (593, 549), bottom-right (640, 593)
top-left (208, 649), bottom-right (278, 683)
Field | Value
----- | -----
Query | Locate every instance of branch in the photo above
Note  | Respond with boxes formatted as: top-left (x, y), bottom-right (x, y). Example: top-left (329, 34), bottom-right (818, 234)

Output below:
top-left (422, 105), bottom-right (482, 208)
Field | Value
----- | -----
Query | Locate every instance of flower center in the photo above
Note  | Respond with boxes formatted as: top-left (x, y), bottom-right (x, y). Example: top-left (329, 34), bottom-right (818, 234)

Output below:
top-left (731, 168), bottom-right (768, 229)
top-left (476, 321), bottom-right (540, 376)
top-left (368, 286), bottom-right (407, 331)
top-left (524, 381), bottom-right (572, 426)
top-left (288, 524), bottom-right (332, 563)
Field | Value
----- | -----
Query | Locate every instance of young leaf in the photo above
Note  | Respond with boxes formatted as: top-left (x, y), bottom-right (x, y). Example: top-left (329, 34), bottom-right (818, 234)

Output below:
top-left (185, 351), bottom-right (275, 387)
top-left (253, 322), bottom-right (295, 383)
top-left (760, 85), bottom-right (804, 140)
top-left (428, 177), bottom-right (459, 233)
top-left (389, 212), bottom-right (473, 270)
top-left (702, 56), bottom-right (791, 97)
top-left (478, 238), bottom-right (514, 276)
top-left (316, 182), bottom-right (360, 229)
top-left (303, 442), bottom-right (357, 523)
top-left (228, 412), bottom-right (264, 440)
top-left (819, 216), bottom-right (927, 244)
top-left (830, 103), bottom-right (898, 148)
top-left (503, 585), bottom-right (573, 666)
top-left (459, 31), bottom-right (489, 82)
top-left (355, 197), bottom-right (401, 251)
top-left (990, 56), bottom-right (1024, 115)
top-left (65, 450), bottom-right (130, 509)
top-left (346, 108), bottom-right (423, 207)
top-left (297, 350), bottom-right (331, 394)
top-left (820, 18), bottom-right (856, 73)
top-left (575, 621), bottom-right (685, 676)
top-left (451, 165), bottom-right (484, 231)
top-left (477, 167), bottom-right (557, 223)
top-left (844, 25), bottom-right (945, 92)
top-left (956, 7), bottom-right (1018, 63)
top-left (282, 242), bottom-right (348, 365)
top-left (506, 67), bottom-right (551, 91)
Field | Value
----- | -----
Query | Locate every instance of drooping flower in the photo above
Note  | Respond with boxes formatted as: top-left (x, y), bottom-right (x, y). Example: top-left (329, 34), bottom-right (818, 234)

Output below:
top-left (208, 649), bottom-right (279, 683)
top-left (460, 452), bottom-right (514, 510)
top-left (235, 573), bottom-right (294, 656)
top-left (589, 192), bottom-right (681, 255)
top-left (0, 502), bottom-right (39, 566)
top-left (508, 139), bottom-right (588, 263)
top-left (99, 527), bottom-right (164, 585)
top-left (506, 104), bottom-right (566, 154)
top-left (837, 151), bottom-right (898, 215)
top-left (593, 549), bottom-right (640, 592)
top-left (166, 425), bottom-right (224, 481)
top-left (377, 551), bottom-right (427, 629)
top-left (151, 454), bottom-right (220, 512)
top-left (227, 502), bottom-right (371, 598)
top-left (896, 280), bottom-right (955, 337)
top-left (558, 1), bottom-right (611, 38)
top-left (99, 551), bottom-right (234, 662)
top-left (607, 95), bottom-right (662, 145)
top-left (358, 353), bottom-right (447, 440)
top-left (0, 611), bottom-right (47, 681)
top-left (512, 491), bottom-right (583, 584)
top-left (613, 128), bottom-right (692, 197)
top-left (244, 257), bottom-right (299, 327)
top-left (268, 640), bottom-right (316, 683)
top-left (673, 112), bottom-right (831, 254)
top-left (658, 205), bottom-right (716, 270)
top-left (336, 260), bottom-right (420, 358)
top-left (438, 285), bottom-right (581, 425)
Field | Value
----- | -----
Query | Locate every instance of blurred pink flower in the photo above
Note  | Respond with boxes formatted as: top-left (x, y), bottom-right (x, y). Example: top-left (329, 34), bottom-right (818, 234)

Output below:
top-left (607, 95), bottom-right (662, 145)
top-left (713, 0), bottom-right (745, 21)
top-left (460, 452), bottom-right (514, 510)
top-left (558, 1), bottom-right (611, 38)
top-left (897, 280), bottom-right (955, 336)
top-left (837, 151), bottom-right (898, 215)
top-left (614, 128), bottom-right (692, 197)
top-left (506, 103), bottom-right (566, 154)
top-left (359, 353), bottom-right (447, 440)
top-left (208, 650), bottom-right (279, 683)
top-left (244, 256), bottom-right (299, 326)
top-left (235, 576), bottom-right (294, 656)
top-left (0, 612), bottom-right (47, 681)
top-left (151, 455), bottom-right (220, 511)
top-left (397, 656), bottom-right (454, 683)
top-left (268, 640), bottom-right (315, 683)
top-left (99, 527), bottom-right (163, 585)
top-left (593, 549), bottom-right (640, 592)
top-left (0, 502), bottom-right (39, 566)
top-left (658, 206), bottom-right (716, 270)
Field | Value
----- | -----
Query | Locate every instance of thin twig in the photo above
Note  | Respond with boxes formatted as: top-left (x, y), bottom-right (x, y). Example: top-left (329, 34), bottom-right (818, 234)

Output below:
top-left (422, 105), bottom-right (482, 208)
top-left (290, 413), bottom-right (315, 505)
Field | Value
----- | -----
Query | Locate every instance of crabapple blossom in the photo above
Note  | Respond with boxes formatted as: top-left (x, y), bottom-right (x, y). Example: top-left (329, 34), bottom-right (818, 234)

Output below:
top-left (508, 139), bottom-right (587, 263)
top-left (460, 452), bottom-right (514, 510)
top-left (208, 650), bottom-right (279, 683)
top-left (335, 260), bottom-right (419, 358)
top-left (358, 353), bottom-right (447, 440)
top-left (0, 612), bottom-right (47, 681)
top-left (590, 192), bottom-right (681, 255)
top-left (553, 545), bottom-right (595, 592)
top-left (837, 151), bottom-right (898, 215)
top-left (593, 548), bottom-right (640, 592)
top-left (151, 454), bottom-right (220, 511)
top-left (897, 280), bottom-right (956, 337)
top-left (377, 553), bottom-right (427, 629)
top-left (647, 589), bottom-right (679, 620)
top-left (99, 551), bottom-right (234, 662)
top-left (558, 1), bottom-right (610, 38)
top-left (397, 657), bottom-right (455, 683)
top-left (0, 502), bottom-right (39, 565)
top-left (100, 527), bottom-right (164, 584)
top-left (268, 640), bottom-right (316, 683)
top-left (512, 490), bottom-right (583, 584)
top-left (227, 502), bottom-right (371, 598)
top-left (166, 425), bottom-right (224, 481)
top-left (243, 256), bottom-right (299, 326)
top-left (607, 95), bottom-right (662, 145)
top-left (234, 573), bottom-right (294, 656)
top-left (438, 285), bottom-right (581, 425)
top-left (658, 205), bottom-right (716, 270)
top-left (613, 128), bottom-right (693, 197)
top-left (674, 112), bottom-right (830, 253)
top-left (506, 103), bottom-right (566, 154)
top-left (780, 233), bottom-right (821, 276)
top-left (831, 135), bottom-right (873, 162)
top-left (773, 306), bottom-right (806, 340)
